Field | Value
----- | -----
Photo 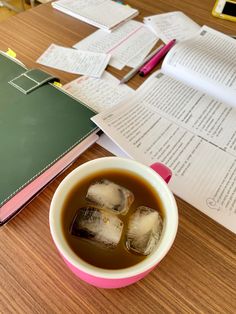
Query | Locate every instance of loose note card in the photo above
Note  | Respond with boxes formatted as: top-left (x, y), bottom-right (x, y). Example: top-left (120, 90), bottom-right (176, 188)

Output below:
top-left (36, 44), bottom-right (110, 78)
top-left (144, 11), bottom-right (200, 43)
top-left (126, 40), bottom-right (158, 68)
top-left (63, 71), bottom-right (134, 155)
top-left (74, 20), bottom-right (158, 70)
top-left (63, 71), bottom-right (134, 113)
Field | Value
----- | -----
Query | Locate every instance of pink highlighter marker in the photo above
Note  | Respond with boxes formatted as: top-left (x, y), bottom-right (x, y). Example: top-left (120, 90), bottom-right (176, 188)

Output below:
top-left (139, 39), bottom-right (176, 77)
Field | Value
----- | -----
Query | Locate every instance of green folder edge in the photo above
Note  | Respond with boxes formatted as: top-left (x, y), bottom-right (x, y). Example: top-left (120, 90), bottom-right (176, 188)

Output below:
top-left (0, 52), bottom-right (98, 224)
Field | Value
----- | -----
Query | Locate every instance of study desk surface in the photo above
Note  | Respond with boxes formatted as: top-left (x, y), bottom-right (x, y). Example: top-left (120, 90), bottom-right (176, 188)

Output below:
top-left (0, 1), bottom-right (236, 313)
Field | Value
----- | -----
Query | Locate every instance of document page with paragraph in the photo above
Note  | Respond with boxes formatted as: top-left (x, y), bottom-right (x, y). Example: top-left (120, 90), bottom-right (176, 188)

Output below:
top-left (92, 71), bottom-right (236, 233)
top-left (162, 26), bottom-right (236, 107)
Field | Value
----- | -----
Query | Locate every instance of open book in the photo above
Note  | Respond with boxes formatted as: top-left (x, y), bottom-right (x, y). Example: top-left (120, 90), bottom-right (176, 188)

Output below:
top-left (92, 26), bottom-right (236, 234)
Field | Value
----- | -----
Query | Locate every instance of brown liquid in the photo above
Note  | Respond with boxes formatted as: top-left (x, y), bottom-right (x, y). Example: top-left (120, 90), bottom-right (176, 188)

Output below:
top-left (61, 169), bottom-right (164, 269)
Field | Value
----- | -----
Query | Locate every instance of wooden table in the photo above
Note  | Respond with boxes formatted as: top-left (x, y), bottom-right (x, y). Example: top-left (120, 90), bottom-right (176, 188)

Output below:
top-left (0, 1), bottom-right (236, 313)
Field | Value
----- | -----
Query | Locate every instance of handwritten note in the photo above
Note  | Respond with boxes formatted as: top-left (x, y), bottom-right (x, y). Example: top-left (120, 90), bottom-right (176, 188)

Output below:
top-left (63, 71), bottom-right (134, 113)
top-left (63, 71), bottom-right (134, 155)
top-left (126, 39), bottom-right (159, 68)
top-left (74, 20), bottom-right (158, 70)
top-left (144, 11), bottom-right (200, 43)
top-left (109, 26), bottom-right (158, 69)
top-left (36, 44), bottom-right (110, 78)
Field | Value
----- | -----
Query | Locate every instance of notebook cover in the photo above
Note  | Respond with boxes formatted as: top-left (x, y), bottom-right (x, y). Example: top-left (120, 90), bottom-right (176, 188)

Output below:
top-left (0, 53), bottom-right (98, 223)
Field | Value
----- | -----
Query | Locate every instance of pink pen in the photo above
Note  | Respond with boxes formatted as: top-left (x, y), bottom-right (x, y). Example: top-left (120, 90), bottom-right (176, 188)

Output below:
top-left (139, 39), bottom-right (176, 77)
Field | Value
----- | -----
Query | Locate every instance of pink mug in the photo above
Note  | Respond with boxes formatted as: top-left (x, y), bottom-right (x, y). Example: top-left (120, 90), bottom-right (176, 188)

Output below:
top-left (49, 157), bottom-right (178, 288)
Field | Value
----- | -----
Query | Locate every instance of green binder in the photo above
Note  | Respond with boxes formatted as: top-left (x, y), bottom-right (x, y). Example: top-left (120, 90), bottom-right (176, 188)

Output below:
top-left (0, 52), bottom-right (98, 225)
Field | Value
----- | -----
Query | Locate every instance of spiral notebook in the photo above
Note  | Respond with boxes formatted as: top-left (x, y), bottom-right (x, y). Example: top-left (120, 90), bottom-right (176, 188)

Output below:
top-left (51, 0), bottom-right (139, 31)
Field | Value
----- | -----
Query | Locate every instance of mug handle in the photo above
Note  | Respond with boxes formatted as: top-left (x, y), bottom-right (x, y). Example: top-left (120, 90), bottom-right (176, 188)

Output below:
top-left (150, 163), bottom-right (172, 184)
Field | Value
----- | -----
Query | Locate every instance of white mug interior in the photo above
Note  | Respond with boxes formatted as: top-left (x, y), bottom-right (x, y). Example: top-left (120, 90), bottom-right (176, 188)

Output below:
top-left (49, 157), bottom-right (178, 279)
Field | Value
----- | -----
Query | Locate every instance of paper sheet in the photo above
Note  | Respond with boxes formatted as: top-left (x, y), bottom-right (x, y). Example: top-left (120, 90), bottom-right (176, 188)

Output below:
top-left (126, 39), bottom-right (159, 68)
top-left (74, 20), bottom-right (158, 69)
top-left (144, 11), bottom-right (200, 43)
top-left (97, 134), bottom-right (129, 158)
top-left (63, 71), bottom-right (135, 154)
top-left (162, 26), bottom-right (236, 108)
top-left (92, 71), bottom-right (236, 234)
top-left (63, 71), bottom-right (134, 112)
top-left (36, 44), bottom-right (110, 77)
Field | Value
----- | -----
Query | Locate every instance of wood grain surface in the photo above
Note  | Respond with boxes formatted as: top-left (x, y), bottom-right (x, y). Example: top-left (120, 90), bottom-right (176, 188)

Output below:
top-left (0, 1), bottom-right (236, 313)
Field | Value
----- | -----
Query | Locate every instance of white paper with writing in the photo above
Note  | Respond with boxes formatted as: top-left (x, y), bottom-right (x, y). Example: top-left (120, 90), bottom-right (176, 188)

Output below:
top-left (63, 71), bottom-right (134, 112)
top-left (162, 26), bottom-right (236, 108)
top-left (74, 20), bottom-right (158, 69)
top-left (36, 44), bottom-right (110, 77)
top-left (92, 71), bottom-right (236, 234)
top-left (52, 0), bottom-right (138, 31)
top-left (63, 71), bottom-right (134, 154)
top-left (144, 11), bottom-right (200, 43)
top-left (126, 39), bottom-right (159, 68)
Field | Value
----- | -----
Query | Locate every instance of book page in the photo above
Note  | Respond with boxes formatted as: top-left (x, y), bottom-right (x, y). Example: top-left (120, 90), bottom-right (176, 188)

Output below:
top-left (92, 72), bottom-right (236, 233)
top-left (36, 44), bottom-right (110, 78)
top-left (144, 11), bottom-right (200, 43)
top-left (162, 26), bottom-right (236, 107)
top-left (133, 73), bottom-right (236, 156)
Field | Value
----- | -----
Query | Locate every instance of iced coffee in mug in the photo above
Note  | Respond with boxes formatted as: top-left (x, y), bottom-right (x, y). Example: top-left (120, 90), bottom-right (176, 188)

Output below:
top-left (49, 157), bottom-right (178, 288)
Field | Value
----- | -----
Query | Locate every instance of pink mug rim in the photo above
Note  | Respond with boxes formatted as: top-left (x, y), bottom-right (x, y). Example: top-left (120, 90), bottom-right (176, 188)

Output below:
top-left (49, 157), bottom-right (178, 279)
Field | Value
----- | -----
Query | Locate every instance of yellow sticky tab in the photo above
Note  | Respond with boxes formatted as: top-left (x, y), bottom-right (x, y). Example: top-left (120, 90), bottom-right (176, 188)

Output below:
top-left (125, 4), bottom-right (131, 7)
top-left (7, 48), bottom-right (16, 58)
top-left (53, 81), bottom-right (62, 88)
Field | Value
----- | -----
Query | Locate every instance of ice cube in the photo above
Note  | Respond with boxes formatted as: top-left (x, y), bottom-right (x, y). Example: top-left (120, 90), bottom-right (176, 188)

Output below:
top-left (126, 206), bottom-right (163, 255)
top-left (70, 206), bottom-right (124, 248)
top-left (86, 179), bottom-right (134, 215)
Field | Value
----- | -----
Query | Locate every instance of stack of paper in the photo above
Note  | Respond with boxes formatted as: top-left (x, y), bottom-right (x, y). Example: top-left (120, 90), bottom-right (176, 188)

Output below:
top-left (52, 0), bottom-right (139, 31)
